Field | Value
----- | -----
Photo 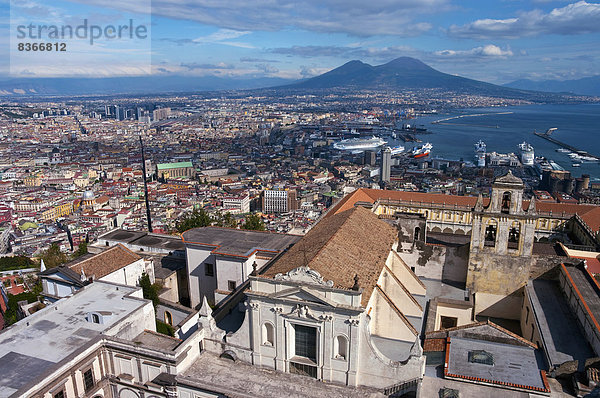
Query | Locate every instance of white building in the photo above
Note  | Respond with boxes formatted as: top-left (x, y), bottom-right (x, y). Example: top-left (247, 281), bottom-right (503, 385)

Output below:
top-left (223, 193), bottom-right (250, 214)
top-left (207, 206), bottom-right (426, 391)
top-left (381, 146), bottom-right (392, 183)
top-left (182, 227), bottom-right (300, 307)
top-left (40, 243), bottom-right (153, 303)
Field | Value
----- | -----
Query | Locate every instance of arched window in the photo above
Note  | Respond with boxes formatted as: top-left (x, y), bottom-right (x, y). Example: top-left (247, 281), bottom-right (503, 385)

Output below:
top-left (508, 221), bottom-right (521, 249)
top-left (262, 322), bottom-right (274, 346)
top-left (164, 311), bottom-right (173, 326)
top-left (91, 313), bottom-right (100, 324)
top-left (484, 220), bottom-right (497, 247)
top-left (501, 192), bottom-right (511, 214)
top-left (334, 335), bottom-right (348, 360)
top-left (414, 227), bottom-right (421, 242)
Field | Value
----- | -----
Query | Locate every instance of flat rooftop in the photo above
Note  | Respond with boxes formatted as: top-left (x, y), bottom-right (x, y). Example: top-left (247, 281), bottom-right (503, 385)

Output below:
top-left (182, 227), bottom-right (301, 257)
top-left (177, 351), bottom-right (384, 398)
top-left (565, 264), bottom-right (600, 321)
top-left (100, 229), bottom-right (185, 251)
top-left (527, 279), bottom-right (594, 368)
top-left (446, 336), bottom-right (547, 392)
top-left (0, 282), bottom-right (147, 397)
top-left (132, 330), bottom-right (181, 352)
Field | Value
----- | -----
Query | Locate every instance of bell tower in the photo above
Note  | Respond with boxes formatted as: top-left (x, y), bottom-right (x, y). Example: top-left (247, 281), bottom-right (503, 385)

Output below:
top-left (467, 171), bottom-right (537, 296)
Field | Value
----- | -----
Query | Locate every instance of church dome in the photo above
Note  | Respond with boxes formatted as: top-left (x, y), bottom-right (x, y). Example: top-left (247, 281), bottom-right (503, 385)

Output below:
top-left (82, 190), bottom-right (95, 200)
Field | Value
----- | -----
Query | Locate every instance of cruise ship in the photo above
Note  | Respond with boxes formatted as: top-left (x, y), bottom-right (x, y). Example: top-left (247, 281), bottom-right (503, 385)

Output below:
top-left (333, 136), bottom-right (387, 151)
top-left (411, 142), bottom-right (432, 158)
top-left (474, 140), bottom-right (486, 167)
top-left (518, 142), bottom-right (535, 166)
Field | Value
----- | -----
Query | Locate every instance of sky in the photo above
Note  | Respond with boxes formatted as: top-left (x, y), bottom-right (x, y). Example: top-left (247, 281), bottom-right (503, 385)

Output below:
top-left (1, 0), bottom-right (599, 84)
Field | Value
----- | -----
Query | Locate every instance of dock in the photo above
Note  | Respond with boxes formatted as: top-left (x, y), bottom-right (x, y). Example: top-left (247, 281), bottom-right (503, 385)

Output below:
top-left (533, 129), bottom-right (600, 160)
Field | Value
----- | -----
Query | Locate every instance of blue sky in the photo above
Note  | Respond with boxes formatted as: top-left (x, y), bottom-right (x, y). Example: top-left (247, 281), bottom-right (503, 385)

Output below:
top-left (1, 0), bottom-right (599, 83)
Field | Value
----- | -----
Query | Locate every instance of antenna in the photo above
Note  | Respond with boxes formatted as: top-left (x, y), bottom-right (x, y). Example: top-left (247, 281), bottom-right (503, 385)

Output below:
top-left (139, 133), bottom-right (153, 233)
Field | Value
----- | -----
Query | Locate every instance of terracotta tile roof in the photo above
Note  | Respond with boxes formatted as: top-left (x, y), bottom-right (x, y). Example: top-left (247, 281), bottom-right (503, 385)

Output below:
top-left (68, 243), bottom-right (142, 280)
top-left (577, 206), bottom-right (600, 232)
top-left (261, 206), bottom-right (397, 307)
top-left (330, 188), bottom-right (600, 228)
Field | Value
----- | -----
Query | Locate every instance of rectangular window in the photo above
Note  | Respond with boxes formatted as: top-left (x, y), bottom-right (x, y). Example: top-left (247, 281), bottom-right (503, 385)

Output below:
top-left (440, 316), bottom-right (458, 329)
top-left (205, 263), bottom-right (214, 276)
top-left (294, 324), bottom-right (317, 362)
top-left (53, 391), bottom-right (65, 398)
top-left (83, 368), bottom-right (94, 391)
top-left (228, 280), bottom-right (236, 291)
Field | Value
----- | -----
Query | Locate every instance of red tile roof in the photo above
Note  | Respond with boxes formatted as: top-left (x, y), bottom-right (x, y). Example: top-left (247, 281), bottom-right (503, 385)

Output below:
top-left (68, 243), bottom-right (142, 279)
top-left (329, 188), bottom-right (600, 231)
top-left (261, 206), bottom-right (397, 307)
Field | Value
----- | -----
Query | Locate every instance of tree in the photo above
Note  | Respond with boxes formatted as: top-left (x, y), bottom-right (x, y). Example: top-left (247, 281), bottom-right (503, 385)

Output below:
top-left (72, 242), bottom-right (88, 259)
top-left (213, 211), bottom-right (238, 228)
top-left (40, 243), bottom-right (68, 269)
top-left (176, 208), bottom-right (212, 233)
top-left (3, 282), bottom-right (42, 326)
top-left (139, 272), bottom-right (161, 309)
top-left (0, 256), bottom-right (34, 272)
top-left (242, 213), bottom-right (265, 231)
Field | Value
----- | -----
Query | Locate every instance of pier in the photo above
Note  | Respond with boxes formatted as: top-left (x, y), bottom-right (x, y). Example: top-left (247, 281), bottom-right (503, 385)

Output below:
top-left (533, 129), bottom-right (600, 161)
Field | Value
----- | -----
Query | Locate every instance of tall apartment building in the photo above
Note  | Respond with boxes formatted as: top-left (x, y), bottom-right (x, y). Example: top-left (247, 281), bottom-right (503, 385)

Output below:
top-left (381, 146), bottom-right (392, 183)
top-left (262, 189), bottom-right (298, 213)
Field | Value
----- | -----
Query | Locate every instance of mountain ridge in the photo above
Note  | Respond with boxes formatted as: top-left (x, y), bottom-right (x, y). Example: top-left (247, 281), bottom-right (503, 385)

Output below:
top-left (504, 75), bottom-right (600, 97)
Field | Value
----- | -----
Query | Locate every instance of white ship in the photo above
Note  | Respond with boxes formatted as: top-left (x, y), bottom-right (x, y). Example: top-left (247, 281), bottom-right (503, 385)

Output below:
top-left (518, 142), bottom-right (535, 166)
top-left (411, 142), bottom-right (433, 158)
top-left (474, 140), bottom-right (486, 167)
top-left (390, 145), bottom-right (405, 156)
top-left (333, 136), bottom-right (387, 151)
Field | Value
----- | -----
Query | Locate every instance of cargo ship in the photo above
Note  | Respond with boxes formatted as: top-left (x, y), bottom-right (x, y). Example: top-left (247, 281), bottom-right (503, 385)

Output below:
top-left (474, 140), bottom-right (486, 167)
top-left (333, 136), bottom-right (387, 151)
top-left (411, 142), bottom-right (432, 158)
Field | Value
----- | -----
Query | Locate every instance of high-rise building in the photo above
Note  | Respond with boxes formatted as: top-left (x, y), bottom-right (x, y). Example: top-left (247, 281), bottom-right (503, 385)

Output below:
top-left (153, 107), bottom-right (171, 122)
top-left (262, 189), bottom-right (298, 213)
top-left (380, 147), bottom-right (392, 183)
top-left (364, 150), bottom-right (376, 166)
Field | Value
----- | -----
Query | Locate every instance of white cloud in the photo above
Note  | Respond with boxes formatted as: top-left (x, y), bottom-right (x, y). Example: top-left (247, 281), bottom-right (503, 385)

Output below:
top-left (67, 0), bottom-right (447, 36)
top-left (433, 44), bottom-right (514, 58)
top-left (191, 28), bottom-right (254, 48)
top-left (449, 1), bottom-right (600, 39)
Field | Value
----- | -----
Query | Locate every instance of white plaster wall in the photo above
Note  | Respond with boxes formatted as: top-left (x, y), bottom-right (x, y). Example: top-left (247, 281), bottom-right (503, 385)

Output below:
top-left (434, 304), bottom-right (473, 330)
top-left (100, 259), bottom-right (147, 287)
top-left (215, 257), bottom-right (246, 293)
top-left (367, 288), bottom-right (417, 342)
top-left (475, 291), bottom-right (523, 320)
top-left (386, 252), bottom-right (426, 296)
top-left (186, 247), bottom-right (214, 307)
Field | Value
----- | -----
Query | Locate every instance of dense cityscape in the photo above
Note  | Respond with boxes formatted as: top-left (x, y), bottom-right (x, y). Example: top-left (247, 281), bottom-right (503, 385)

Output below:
top-left (2, 0), bottom-right (600, 397)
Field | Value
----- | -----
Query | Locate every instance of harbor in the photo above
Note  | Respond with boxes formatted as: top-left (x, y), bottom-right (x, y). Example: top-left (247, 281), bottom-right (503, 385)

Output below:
top-left (533, 128), bottom-right (600, 161)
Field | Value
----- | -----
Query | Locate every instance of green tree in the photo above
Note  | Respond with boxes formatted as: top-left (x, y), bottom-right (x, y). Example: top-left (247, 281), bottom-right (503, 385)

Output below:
top-left (213, 211), bottom-right (237, 228)
top-left (242, 213), bottom-right (265, 231)
top-left (0, 256), bottom-right (34, 272)
top-left (3, 282), bottom-right (42, 326)
top-left (176, 208), bottom-right (212, 233)
top-left (40, 243), bottom-right (68, 269)
top-left (72, 242), bottom-right (88, 259)
top-left (139, 272), bottom-right (161, 309)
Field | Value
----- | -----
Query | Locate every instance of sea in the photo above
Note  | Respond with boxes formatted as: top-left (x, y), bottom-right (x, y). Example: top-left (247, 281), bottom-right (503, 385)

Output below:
top-left (398, 103), bottom-right (600, 180)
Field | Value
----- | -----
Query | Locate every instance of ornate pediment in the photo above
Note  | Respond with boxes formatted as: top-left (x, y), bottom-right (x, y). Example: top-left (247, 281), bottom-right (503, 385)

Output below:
top-left (274, 266), bottom-right (334, 287)
top-left (270, 287), bottom-right (336, 307)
